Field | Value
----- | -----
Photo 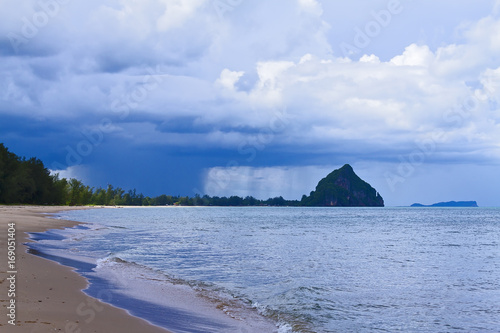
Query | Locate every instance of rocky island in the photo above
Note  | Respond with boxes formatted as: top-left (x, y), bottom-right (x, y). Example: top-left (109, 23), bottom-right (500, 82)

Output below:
top-left (301, 164), bottom-right (384, 207)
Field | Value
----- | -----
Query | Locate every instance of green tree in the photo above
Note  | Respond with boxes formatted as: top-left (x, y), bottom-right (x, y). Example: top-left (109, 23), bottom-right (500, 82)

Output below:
top-left (92, 188), bottom-right (106, 205)
top-left (50, 174), bottom-right (69, 204)
top-left (68, 179), bottom-right (82, 206)
top-left (105, 184), bottom-right (115, 205)
top-left (243, 196), bottom-right (258, 206)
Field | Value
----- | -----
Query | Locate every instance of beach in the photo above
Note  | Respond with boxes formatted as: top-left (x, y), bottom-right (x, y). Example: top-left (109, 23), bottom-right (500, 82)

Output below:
top-left (0, 206), bottom-right (170, 333)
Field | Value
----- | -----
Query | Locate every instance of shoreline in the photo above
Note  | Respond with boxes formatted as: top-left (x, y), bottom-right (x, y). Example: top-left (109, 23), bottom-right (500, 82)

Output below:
top-left (0, 205), bottom-right (171, 332)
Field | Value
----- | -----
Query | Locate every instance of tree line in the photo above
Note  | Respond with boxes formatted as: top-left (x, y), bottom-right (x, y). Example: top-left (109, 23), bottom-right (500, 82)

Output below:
top-left (0, 143), bottom-right (300, 206)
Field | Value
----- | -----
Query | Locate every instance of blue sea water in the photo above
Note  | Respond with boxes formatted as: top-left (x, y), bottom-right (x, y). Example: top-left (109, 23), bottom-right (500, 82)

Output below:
top-left (30, 207), bottom-right (500, 332)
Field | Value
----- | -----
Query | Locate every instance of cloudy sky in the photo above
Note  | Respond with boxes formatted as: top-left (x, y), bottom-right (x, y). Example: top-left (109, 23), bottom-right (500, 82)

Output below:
top-left (1, 0), bottom-right (500, 206)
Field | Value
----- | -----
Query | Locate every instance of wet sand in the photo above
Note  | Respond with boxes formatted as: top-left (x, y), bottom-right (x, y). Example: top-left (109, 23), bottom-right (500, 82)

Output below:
top-left (0, 206), bottom-right (171, 333)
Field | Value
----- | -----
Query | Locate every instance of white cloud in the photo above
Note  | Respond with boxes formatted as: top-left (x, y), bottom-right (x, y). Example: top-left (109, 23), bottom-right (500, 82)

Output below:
top-left (297, 0), bottom-right (323, 16)
top-left (156, 0), bottom-right (207, 31)
top-left (216, 68), bottom-right (245, 90)
top-left (256, 61), bottom-right (297, 88)
top-left (299, 53), bottom-right (314, 64)
top-left (50, 165), bottom-right (90, 183)
top-left (390, 44), bottom-right (434, 67)
top-left (359, 54), bottom-right (380, 64)
top-left (464, 16), bottom-right (500, 52)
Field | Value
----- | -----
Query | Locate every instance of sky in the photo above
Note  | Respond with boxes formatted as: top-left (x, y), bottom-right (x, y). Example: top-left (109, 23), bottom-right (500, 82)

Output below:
top-left (1, 0), bottom-right (500, 206)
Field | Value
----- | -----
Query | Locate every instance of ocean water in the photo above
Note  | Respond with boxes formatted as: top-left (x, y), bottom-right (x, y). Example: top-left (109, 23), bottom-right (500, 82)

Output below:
top-left (29, 207), bottom-right (500, 332)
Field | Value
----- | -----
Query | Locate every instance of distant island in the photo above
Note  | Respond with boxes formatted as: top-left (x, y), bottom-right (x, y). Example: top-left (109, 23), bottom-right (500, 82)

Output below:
top-left (0, 143), bottom-right (383, 207)
top-left (411, 201), bottom-right (478, 207)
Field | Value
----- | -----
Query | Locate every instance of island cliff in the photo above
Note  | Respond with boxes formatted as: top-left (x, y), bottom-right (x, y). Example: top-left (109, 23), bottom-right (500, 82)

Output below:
top-left (301, 164), bottom-right (384, 207)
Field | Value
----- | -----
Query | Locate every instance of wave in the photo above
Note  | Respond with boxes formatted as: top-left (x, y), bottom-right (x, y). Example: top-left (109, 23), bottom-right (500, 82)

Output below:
top-left (93, 253), bottom-right (304, 332)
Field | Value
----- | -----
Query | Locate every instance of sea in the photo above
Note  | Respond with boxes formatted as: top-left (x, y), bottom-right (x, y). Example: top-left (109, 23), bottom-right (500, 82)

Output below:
top-left (29, 207), bottom-right (500, 333)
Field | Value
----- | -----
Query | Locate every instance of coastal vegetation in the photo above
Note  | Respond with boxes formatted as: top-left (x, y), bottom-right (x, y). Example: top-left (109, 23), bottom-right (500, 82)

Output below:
top-left (0, 143), bottom-right (383, 207)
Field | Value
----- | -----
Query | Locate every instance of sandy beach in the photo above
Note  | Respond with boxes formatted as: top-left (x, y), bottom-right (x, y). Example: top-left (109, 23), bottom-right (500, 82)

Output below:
top-left (0, 206), bottom-right (171, 333)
